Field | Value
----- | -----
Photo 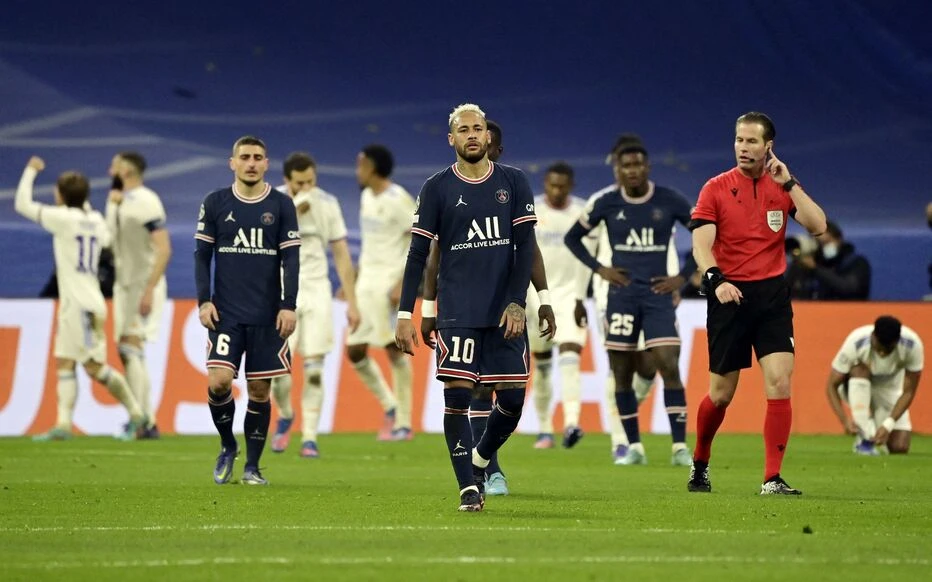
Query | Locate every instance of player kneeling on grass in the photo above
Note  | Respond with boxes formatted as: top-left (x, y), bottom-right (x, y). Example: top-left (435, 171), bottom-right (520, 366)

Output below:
top-left (15, 157), bottom-right (146, 441)
top-left (826, 316), bottom-right (923, 455)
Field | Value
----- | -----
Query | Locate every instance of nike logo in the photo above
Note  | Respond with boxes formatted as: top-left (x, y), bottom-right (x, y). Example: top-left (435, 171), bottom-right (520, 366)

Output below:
top-left (225, 211), bottom-right (235, 222)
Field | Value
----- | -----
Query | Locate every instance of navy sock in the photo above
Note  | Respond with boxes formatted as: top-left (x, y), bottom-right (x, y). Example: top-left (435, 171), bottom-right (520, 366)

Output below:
top-left (444, 388), bottom-right (474, 490)
top-left (244, 399), bottom-right (271, 471)
top-left (207, 389), bottom-right (237, 450)
top-left (664, 388), bottom-right (688, 444)
top-left (477, 389), bottom-right (524, 461)
top-left (616, 390), bottom-right (641, 444)
top-left (469, 394), bottom-right (503, 476)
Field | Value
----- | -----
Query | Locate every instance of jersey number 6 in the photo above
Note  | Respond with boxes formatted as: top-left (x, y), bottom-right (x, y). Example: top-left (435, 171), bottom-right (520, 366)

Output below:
top-left (217, 334), bottom-right (231, 356)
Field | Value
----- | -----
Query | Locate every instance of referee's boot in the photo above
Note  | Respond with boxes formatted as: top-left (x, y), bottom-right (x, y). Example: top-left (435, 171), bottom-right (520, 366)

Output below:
top-left (687, 460), bottom-right (712, 493)
top-left (760, 474), bottom-right (802, 496)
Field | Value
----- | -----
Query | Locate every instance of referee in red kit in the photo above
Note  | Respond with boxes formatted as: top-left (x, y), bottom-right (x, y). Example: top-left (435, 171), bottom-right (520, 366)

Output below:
top-left (687, 112), bottom-right (827, 495)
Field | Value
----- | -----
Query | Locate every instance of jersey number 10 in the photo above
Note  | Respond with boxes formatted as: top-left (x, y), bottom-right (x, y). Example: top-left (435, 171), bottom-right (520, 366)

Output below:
top-left (75, 235), bottom-right (100, 275)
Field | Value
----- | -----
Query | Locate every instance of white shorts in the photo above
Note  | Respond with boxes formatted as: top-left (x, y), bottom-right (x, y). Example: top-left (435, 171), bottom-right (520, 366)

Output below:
top-left (526, 287), bottom-right (588, 353)
top-left (291, 279), bottom-right (334, 358)
top-left (346, 274), bottom-right (396, 347)
top-left (55, 301), bottom-right (107, 364)
top-left (113, 278), bottom-right (166, 341)
top-left (840, 377), bottom-right (912, 432)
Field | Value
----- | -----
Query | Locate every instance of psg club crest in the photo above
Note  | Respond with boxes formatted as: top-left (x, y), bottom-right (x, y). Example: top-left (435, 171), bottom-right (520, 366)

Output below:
top-left (766, 210), bottom-right (784, 232)
top-left (652, 209), bottom-right (664, 221)
top-left (261, 212), bottom-right (275, 225)
top-left (495, 189), bottom-right (510, 204)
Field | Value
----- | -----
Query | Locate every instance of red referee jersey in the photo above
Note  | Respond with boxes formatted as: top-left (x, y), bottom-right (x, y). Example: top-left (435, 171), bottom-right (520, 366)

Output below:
top-left (690, 167), bottom-right (796, 281)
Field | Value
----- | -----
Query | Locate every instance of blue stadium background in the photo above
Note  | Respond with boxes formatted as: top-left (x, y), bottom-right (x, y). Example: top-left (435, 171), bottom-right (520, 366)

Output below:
top-left (1, 0), bottom-right (929, 299)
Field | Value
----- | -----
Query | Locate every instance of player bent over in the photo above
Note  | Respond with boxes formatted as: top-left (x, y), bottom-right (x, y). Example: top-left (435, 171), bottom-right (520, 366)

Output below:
top-left (16, 157), bottom-right (145, 440)
top-left (194, 136), bottom-right (300, 485)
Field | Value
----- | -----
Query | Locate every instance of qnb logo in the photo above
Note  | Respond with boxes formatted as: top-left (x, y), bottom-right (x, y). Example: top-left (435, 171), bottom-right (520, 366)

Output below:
top-left (287, 230), bottom-right (300, 240)
top-left (467, 217), bottom-right (501, 241)
top-left (233, 227), bottom-right (265, 248)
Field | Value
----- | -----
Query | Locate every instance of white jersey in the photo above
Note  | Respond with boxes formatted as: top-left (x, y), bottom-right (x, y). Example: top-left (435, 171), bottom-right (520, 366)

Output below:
top-left (533, 194), bottom-right (596, 298)
top-left (358, 183), bottom-right (416, 282)
top-left (15, 167), bottom-right (110, 314)
top-left (277, 185), bottom-right (348, 283)
top-left (106, 185), bottom-right (167, 287)
top-left (831, 324), bottom-right (924, 381)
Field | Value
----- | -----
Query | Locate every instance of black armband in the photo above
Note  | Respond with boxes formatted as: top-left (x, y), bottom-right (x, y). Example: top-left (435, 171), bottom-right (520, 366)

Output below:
top-left (699, 267), bottom-right (727, 297)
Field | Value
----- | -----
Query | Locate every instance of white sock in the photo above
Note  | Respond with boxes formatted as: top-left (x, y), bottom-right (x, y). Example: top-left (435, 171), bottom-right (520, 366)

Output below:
top-left (472, 447), bottom-right (490, 469)
top-left (271, 374), bottom-right (294, 419)
top-left (605, 373), bottom-right (629, 447)
top-left (391, 358), bottom-right (413, 430)
top-left (848, 377), bottom-right (875, 439)
top-left (352, 358), bottom-right (397, 411)
top-left (633, 371), bottom-right (654, 404)
top-left (301, 360), bottom-right (324, 442)
top-left (559, 352), bottom-right (582, 427)
top-left (629, 442), bottom-right (645, 454)
top-left (532, 356), bottom-right (553, 433)
top-left (95, 365), bottom-right (142, 422)
top-left (56, 370), bottom-right (77, 431)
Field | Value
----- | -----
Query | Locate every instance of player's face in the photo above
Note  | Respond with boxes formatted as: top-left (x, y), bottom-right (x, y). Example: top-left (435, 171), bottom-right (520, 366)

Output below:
top-left (614, 152), bottom-right (649, 190)
top-left (53, 187), bottom-right (63, 206)
top-left (230, 145), bottom-right (269, 187)
top-left (488, 131), bottom-right (503, 162)
top-left (355, 152), bottom-right (374, 187)
top-left (870, 335), bottom-right (896, 357)
top-left (544, 172), bottom-right (573, 207)
top-left (108, 155), bottom-right (121, 178)
top-left (734, 122), bottom-right (772, 173)
top-left (448, 112), bottom-right (490, 164)
top-left (285, 167), bottom-right (316, 196)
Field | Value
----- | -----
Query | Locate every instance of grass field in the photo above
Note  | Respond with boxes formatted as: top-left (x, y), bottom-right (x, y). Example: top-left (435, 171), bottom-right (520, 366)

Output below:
top-left (1, 432), bottom-right (929, 581)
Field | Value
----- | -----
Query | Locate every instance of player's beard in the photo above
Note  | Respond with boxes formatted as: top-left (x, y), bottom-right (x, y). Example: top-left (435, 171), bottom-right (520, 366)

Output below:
top-left (239, 177), bottom-right (261, 188)
top-left (456, 141), bottom-right (488, 164)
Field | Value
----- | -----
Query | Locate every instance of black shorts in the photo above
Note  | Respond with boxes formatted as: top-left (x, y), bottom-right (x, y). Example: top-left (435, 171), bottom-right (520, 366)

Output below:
top-left (706, 276), bottom-right (794, 375)
top-left (207, 321), bottom-right (291, 381)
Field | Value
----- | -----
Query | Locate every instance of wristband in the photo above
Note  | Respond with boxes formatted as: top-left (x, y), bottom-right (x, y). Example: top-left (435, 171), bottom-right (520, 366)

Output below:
top-left (881, 417), bottom-right (896, 432)
top-left (699, 267), bottom-right (727, 296)
top-left (538, 289), bottom-right (551, 306)
top-left (421, 300), bottom-right (436, 318)
top-left (397, 311), bottom-right (412, 320)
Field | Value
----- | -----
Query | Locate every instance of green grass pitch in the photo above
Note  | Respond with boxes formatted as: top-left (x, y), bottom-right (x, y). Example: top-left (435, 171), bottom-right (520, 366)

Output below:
top-left (1, 433), bottom-right (929, 581)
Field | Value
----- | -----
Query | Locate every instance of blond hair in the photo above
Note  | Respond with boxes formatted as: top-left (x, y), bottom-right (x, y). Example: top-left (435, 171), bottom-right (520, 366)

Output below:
top-left (448, 103), bottom-right (486, 130)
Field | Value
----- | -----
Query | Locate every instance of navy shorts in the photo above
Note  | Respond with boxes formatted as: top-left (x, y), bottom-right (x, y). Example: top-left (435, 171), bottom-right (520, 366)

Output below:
top-left (435, 327), bottom-right (530, 385)
top-left (207, 321), bottom-right (291, 381)
top-left (603, 286), bottom-right (680, 351)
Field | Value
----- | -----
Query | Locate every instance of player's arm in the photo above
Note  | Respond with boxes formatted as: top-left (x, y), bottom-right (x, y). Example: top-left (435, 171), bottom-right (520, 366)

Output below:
top-left (825, 368), bottom-right (858, 435)
top-left (277, 197), bottom-right (301, 339)
top-left (564, 209), bottom-right (628, 287)
top-left (14, 157), bottom-right (47, 223)
top-left (396, 180), bottom-right (440, 355)
top-left (689, 183), bottom-right (742, 304)
top-left (529, 241), bottom-right (556, 340)
top-left (420, 239), bottom-right (440, 347)
top-left (874, 370), bottom-right (921, 446)
top-left (140, 210), bottom-right (172, 316)
top-left (766, 151), bottom-right (826, 236)
top-left (330, 238), bottom-right (360, 331)
top-left (194, 196), bottom-right (218, 330)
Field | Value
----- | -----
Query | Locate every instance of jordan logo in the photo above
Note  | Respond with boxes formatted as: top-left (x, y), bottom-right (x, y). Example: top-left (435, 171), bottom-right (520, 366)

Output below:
top-left (453, 440), bottom-right (466, 452)
top-left (456, 195), bottom-right (468, 207)
top-left (225, 211), bottom-right (236, 222)
top-left (616, 210), bottom-right (626, 220)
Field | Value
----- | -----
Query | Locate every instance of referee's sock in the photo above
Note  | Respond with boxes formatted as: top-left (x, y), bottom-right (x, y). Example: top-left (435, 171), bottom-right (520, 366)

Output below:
top-left (694, 395), bottom-right (727, 463)
top-left (764, 398), bottom-right (792, 481)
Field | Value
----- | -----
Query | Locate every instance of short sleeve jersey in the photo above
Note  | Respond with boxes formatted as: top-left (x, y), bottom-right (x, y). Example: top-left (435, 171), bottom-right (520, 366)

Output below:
top-left (413, 162), bottom-right (536, 328)
top-left (279, 186), bottom-right (348, 284)
top-left (534, 194), bottom-right (595, 296)
top-left (691, 168), bottom-right (797, 281)
top-left (41, 205), bottom-right (110, 314)
top-left (831, 324), bottom-right (924, 381)
top-left (359, 183), bottom-right (416, 282)
top-left (195, 184), bottom-right (300, 325)
top-left (110, 185), bottom-right (167, 287)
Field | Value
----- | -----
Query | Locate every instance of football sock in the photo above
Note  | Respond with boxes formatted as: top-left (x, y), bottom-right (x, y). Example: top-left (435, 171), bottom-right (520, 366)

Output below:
top-left (764, 398), bottom-right (792, 481)
top-left (119, 343), bottom-right (151, 422)
top-left (352, 357), bottom-right (397, 412)
top-left (847, 377), bottom-right (875, 439)
top-left (476, 389), bottom-right (524, 460)
top-left (664, 388), bottom-right (688, 445)
top-left (56, 370), bottom-right (77, 431)
top-left (633, 371), bottom-right (654, 404)
top-left (559, 352), bottom-right (582, 427)
top-left (444, 388), bottom-right (474, 490)
top-left (469, 392), bottom-right (502, 475)
top-left (207, 388), bottom-right (237, 450)
top-left (390, 358), bottom-right (413, 430)
top-left (95, 365), bottom-right (142, 422)
top-left (301, 360), bottom-right (324, 442)
top-left (244, 399), bottom-right (271, 471)
top-left (615, 390), bottom-right (641, 444)
top-left (605, 373), bottom-right (629, 447)
top-left (694, 394), bottom-right (727, 463)
top-left (271, 374), bottom-right (294, 420)
top-left (532, 356), bottom-right (553, 433)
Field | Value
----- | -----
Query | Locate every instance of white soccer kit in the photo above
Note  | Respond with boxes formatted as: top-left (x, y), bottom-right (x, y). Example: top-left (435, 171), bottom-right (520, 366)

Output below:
top-left (347, 183), bottom-right (416, 346)
top-left (16, 167), bottom-right (111, 363)
top-left (279, 185), bottom-right (349, 357)
top-left (831, 324), bottom-right (924, 431)
top-left (526, 195), bottom-right (596, 352)
top-left (106, 185), bottom-right (168, 340)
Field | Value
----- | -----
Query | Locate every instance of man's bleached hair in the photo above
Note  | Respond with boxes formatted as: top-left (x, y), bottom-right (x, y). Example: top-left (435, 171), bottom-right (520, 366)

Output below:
top-left (448, 103), bottom-right (486, 130)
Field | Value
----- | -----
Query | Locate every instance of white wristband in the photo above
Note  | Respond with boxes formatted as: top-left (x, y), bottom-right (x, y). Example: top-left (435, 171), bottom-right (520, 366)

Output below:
top-left (881, 417), bottom-right (896, 432)
top-left (397, 310), bottom-right (412, 320)
top-left (421, 300), bottom-right (437, 318)
top-left (538, 289), bottom-right (551, 306)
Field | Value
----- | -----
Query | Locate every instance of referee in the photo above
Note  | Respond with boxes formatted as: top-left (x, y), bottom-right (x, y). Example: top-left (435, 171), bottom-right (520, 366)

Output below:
top-left (687, 112), bottom-right (827, 495)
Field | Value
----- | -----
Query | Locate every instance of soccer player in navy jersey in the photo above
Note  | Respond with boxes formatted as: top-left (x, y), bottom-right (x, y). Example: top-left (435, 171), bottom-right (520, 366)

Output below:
top-left (565, 136), bottom-right (696, 467)
top-left (396, 104), bottom-right (537, 512)
top-left (194, 136), bottom-right (300, 486)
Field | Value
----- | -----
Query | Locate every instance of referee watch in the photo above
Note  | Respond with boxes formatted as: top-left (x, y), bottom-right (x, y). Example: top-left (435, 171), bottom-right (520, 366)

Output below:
top-left (782, 177), bottom-right (798, 192)
top-left (700, 267), bottom-right (727, 297)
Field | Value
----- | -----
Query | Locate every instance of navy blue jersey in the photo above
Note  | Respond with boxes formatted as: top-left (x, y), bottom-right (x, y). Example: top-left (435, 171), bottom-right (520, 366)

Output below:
top-left (194, 183), bottom-right (300, 325)
top-left (414, 162), bottom-right (536, 328)
top-left (578, 183), bottom-right (692, 286)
